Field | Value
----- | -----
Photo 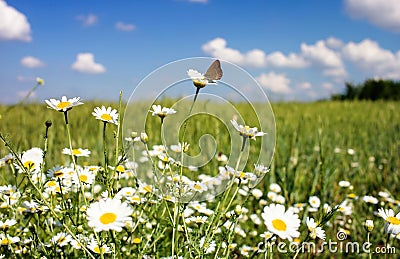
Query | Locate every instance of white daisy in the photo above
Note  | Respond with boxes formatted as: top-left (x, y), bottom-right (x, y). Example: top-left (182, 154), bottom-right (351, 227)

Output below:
top-left (338, 180), bottom-right (351, 187)
top-left (87, 239), bottom-right (111, 254)
top-left (231, 119), bottom-right (266, 140)
top-left (18, 147), bottom-right (43, 173)
top-left (72, 167), bottom-right (95, 185)
top-left (62, 148), bottom-right (91, 157)
top-left (269, 183), bottom-right (282, 193)
top-left (92, 106), bottom-right (119, 125)
top-left (377, 208), bottom-right (400, 235)
top-left (170, 142), bottom-right (189, 153)
top-left (45, 96), bottom-right (83, 112)
top-left (0, 219), bottom-right (17, 230)
top-left (262, 203), bottom-right (300, 241)
top-left (36, 77), bottom-right (44, 85)
top-left (309, 196), bottom-right (321, 208)
top-left (363, 195), bottom-right (379, 204)
top-left (0, 154), bottom-right (13, 167)
top-left (86, 198), bottom-right (133, 232)
top-left (150, 105), bottom-right (176, 119)
top-left (306, 217), bottom-right (326, 240)
top-left (51, 232), bottom-right (72, 247)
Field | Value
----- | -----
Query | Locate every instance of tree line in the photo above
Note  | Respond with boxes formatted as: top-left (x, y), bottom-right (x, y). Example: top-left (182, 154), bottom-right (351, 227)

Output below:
top-left (331, 79), bottom-right (400, 101)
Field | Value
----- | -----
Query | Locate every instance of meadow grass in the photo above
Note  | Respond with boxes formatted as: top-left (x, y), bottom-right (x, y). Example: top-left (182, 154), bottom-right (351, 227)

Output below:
top-left (0, 100), bottom-right (399, 258)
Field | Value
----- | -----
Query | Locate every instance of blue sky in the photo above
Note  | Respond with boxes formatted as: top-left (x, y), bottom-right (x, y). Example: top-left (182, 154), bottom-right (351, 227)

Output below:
top-left (0, 0), bottom-right (399, 103)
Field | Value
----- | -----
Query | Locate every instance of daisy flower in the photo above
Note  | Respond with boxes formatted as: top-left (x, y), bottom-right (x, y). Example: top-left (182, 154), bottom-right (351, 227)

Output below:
top-left (363, 195), bottom-right (378, 204)
top-left (45, 96), bottom-right (83, 112)
top-left (88, 239), bottom-right (111, 254)
top-left (338, 180), bottom-right (351, 187)
top-left (36, 77), bottom-right (44, 85)
top-left (364, 219), bottom-right (374, 232)
top-left (72, 167), bottom-right (95, 185)
top-left (187, 60), bottom-right (222, 88)
top-left (306, 217), bottom-right (326, 240)
top-left (86, 198), bottom-right (133, 232)
top-left (262, 203), bottom-right (300, 241)
top-left (170, 142), bottom-right (189, 153)
top-left (0, 154), bottom-right (13, 167)
top-left (0, 219), bottom-right (17, 230)
top-left (18, 147), bottom-right (43, 173)
top-left (62, 148), bottom-right (91, 157)
top-left (51, 232), bottom-right (72, 247)
top-left (377, 208), bottom-right (400, 235)
top-left (269, 183), bottom-right (282, 193)
top-left (309, 196), bottom-right (321, 208)
top-left (150, 105), bottom-right (176, 120)
top-left (231, 119), bottom-right (266, 140)
top-left (92, 106), bottom-right (119, 125)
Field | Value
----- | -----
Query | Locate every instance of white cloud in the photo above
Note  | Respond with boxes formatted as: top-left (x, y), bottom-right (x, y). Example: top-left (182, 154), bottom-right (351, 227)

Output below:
top-left (0, 1), bottom-right (31, 41)
top-left (301, 40), bottom-right (343, 68)
top-left (325, 37), bottom-right (344, 49)
top-left (115, 22), bottom-right (136, 32)
top-left (342, 39), bottom-right (400, 79)
top-left (76, 14), bottom-right (98, 27)
top-left (256, 72), bottom-right (292, 94)
top-left (322, 82), bottom-right (334, 90)
top-left (345, 0), bottom-right (400, 32)
top-left (298, 82), bottom-right (312, 90)
top-left (21, 56), bottom-right (45, 68)
top-left (266, 51), bottom-right (308, 68)
top-left (72, 53), bottom-right (106, 74)
top-left (202, 37), bottom-right (266, 67)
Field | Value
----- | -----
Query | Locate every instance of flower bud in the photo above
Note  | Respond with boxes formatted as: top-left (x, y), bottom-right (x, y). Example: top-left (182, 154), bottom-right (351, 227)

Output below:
top-left (140, 132), bottom-right (148, 143)
top-left (364, 219), bottom-right (374, 232)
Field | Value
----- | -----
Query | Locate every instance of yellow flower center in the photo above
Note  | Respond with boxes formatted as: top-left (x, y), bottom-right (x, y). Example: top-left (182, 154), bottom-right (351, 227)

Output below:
top-left (387, 216), bottom-right (400, 225)
top-left (100, 212), bottom-right (117, 224)
top-left (93, 246), bottom-right (106, 254)
top-left (101, 113), bottom-right (112, 121)
top-left (79, 175), bottom-right (88, 182)
top-left (54, 171), bottom-right (64, 177)
top-left (46, 181), bottom-right (57, 187)
top-left (143, 185), bottom-right (152, 193)
top-left (193, 79), bottom-right (207, 88)
top-left (133, 237), bottom-right (141, 244)
top-left (1, 238), bottom-right (12, 245)
top-left (56, 101), bottom-right (71, 109)
top-left (272, 219), bottom-right (287, 231)
top-left (72, 149), bottom-right (82, 155)
top-left (194, 184), bottom-right (202, 190)
top-left (116, 165), bottom-right (125, 172)
top-left (23, 161), bottom-right (35, 170)
top-left (58, 237), bottom-right (66, 244)
top-left (131, 196), bottom-right (140, 202)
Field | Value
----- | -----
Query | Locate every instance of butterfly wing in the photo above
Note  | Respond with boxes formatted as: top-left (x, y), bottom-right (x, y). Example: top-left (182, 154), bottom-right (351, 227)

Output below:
top-left (204, 60), bottom-right (223, 82)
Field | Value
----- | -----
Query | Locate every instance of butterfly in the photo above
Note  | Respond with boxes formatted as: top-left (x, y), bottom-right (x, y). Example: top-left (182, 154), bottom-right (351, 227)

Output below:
top-left (187, 60), bottom-right (223, 87)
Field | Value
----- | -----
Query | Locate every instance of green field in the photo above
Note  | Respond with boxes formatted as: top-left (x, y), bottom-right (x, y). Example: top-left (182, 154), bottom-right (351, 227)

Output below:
top-left (0, 100), bottom-right (399, 258)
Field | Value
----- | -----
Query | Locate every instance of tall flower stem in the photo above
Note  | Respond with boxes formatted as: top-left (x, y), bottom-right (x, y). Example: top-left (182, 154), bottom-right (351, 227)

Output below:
top-left (172, 87), bottom-right (201, 258)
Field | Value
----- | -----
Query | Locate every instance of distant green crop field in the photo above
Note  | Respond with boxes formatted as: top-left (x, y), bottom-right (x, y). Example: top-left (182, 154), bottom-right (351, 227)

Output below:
top-left (0, 100), bottom-right (399, 258)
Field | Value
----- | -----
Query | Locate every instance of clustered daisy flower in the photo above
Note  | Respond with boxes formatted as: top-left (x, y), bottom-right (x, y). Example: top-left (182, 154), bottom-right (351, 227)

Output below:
top-left (150, 104), bottom-right (176, 121)
top-left (62, 148), bottom-right (91, 157)
top-left (262, 203), bottom-right (300, 241)
top-left (86, 198), bottom-right (133, 232)
top-left (45, 96), bottom-right (83, 112)
top-left (231, 119), bottom-right (266, 140)
top-left (92, 106), bottom-right (119, 125)
top-left (378, 208), bottom-right (400, 235)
